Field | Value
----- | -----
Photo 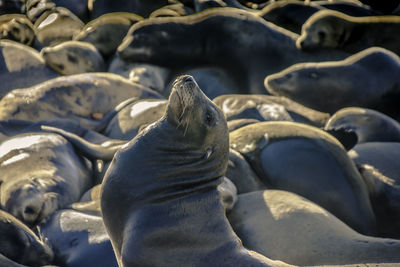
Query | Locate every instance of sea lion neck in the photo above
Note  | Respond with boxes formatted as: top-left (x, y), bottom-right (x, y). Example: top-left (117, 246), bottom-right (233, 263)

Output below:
top-left (110, 116), bottom-right (228, 205)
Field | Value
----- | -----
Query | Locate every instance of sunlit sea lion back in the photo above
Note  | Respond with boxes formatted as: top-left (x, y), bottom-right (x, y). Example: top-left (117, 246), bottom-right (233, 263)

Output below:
top-left (100, 75), bottom-right (290, 267)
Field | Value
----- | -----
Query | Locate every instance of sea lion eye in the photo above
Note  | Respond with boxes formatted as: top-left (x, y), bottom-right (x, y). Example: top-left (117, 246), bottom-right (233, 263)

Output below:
top-left (205, 110), bottom-right (213, 125)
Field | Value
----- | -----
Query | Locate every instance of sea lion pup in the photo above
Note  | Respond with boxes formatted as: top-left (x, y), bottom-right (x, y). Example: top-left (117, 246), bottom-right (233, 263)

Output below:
top-left (117, 8), bottom-right (349, 94)
top-left (325, 107), bottom-right (400, 144)
top-left (0, 132), bottom-right (92, 226)
top-left (40, 41), bottom-right (106, 75)
top-left (100, 75), bottom-right (291, 267)
top-left (265, 47), bottom-right (400, 114)
top-left (297, 9), bottom-right (400, 55)
top-left (0, 73), bottom-right (162, 130)
top-left (0, 210), bottom-right (54, 267)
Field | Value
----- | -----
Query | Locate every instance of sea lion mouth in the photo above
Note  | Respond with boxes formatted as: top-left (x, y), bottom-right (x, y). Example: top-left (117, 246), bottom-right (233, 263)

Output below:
top-left (168, 75), bottom-right (198, 132)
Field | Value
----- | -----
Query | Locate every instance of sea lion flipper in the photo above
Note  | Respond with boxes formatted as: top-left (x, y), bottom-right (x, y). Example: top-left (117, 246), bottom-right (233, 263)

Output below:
top-left (40, 125), bottom-right (122, 160)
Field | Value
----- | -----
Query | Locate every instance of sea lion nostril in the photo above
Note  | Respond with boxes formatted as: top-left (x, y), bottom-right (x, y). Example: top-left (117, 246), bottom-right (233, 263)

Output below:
top-left (24, 205), bottom-right (36, 215)
top-left (183, 76), bottom-right (193, 83)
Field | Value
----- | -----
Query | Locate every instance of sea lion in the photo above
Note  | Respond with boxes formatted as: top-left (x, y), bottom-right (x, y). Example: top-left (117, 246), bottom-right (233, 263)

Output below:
top-left (0, 39), bottom-right (58, 98)
top-left (325, 107), bottom-right (400, 143)
top-left (0, 14), bottom-right (35, 46)
top-left (229, 121), bottom-right (376, 235)
top-left (0, 210), bottom-right (54, 266)
top-left (100, 75), bottom-right (290, 267)
top-left (38, 208), bottom-right (117, 267)
top-left (117, 8), bottom-right (349, 94)
top-left (297, 9), bottom-right (400, 55)
top-left (213, 94), bottom-right (330, 127)
top-left (228, 190), bottom-right (400, 266)
top-left (0, 72), bottom-right (162, 130)
top-left (0, 97), bottom-right (139, 142)
top-left (74, 12), bottom-right (142, 58)
top-left (33, 7), bottom-right (85, 49)
top-left (40, 41), bottom-right (106, 75)
top-left (265, 47), bottom-right (400, 114)
top-left (349, 142), bottom-right (400, 238)
top-left (0, 132), bottom-right (92, 226)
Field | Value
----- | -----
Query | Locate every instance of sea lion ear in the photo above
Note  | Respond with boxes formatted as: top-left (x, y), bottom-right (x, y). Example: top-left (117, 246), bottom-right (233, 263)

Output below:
top-left (325, 128), bottom-right (358, 151)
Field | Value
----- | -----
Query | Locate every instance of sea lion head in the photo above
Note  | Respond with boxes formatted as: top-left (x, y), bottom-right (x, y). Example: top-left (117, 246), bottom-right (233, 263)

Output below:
top-left (264, 61), bottom-right (361, 113)
top-left (104, 75), bottom-right (230, 205)
top-left (1, 177), bottom-right (59, 226)
top-left (40, 40), bottom-right (104, 75)
top-left (166, 75), bottom-right (229, 161)
top-left (297, 11), bottom-right (351, 50)
top-left (0, 18), bottom-right (35, 46)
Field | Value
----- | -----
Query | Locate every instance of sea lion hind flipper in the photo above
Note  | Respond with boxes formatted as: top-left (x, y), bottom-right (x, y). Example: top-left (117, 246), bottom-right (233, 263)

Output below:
top-left (40, 125), bottom-right (123, 161)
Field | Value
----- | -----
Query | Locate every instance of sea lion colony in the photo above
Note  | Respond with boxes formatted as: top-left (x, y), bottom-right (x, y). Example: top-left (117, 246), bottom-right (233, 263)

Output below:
top-left (0, 0), bottom-right (400, 266)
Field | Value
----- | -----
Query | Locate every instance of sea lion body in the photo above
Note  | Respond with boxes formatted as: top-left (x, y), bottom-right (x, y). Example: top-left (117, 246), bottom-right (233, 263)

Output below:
top-left (101, 75), bottom-right (289, 267)
top-left (0, 210), bottom-right (54, 266)
top-left (40, 41), bottom-right (106, 75)
top-left (325, 107), bottom-right (400, 143)
top-left (228, 190), bottom-right (400, 266)
top-left (349, 142), bottom-right (400, 238)
top-left (0, 133), bottom-right (92, 226)
top-left (38, 209), bottom-right (117, 267)
top-left (297, 10), bottom-right (400, 55)
top-left (0, 73), bottom-right (162, 129)
top-left (74, 12), bottom-right (142, 58)
top-left (265, 47), bottom-right (400, 114)
top-left (33, 7), bottom-right (84, 49)
top-left (258, 1), bottom-right (322, 34)
top-left (118, 8), bottom-right (349, 94)
top-left (229, 121), bottom-right (376, 234)
top-left (0, 40), bottom-right (58, 98)
top-left (213, 94), bottom-right (330, 127)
